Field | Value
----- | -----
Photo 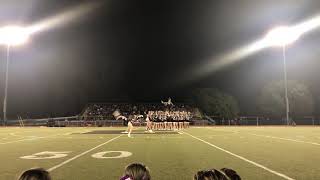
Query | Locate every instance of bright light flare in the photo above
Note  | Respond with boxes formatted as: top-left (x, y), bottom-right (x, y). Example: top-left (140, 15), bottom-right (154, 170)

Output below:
top-left (0, 26), bottom-right (30, 46)
top-left (263, 15), bottom-right (320, 48)
top-left (0, 2), bottom-right (102, 46)
top-left (293, 15), bottom-right (320, 36)
top-left (264, 26), bottom-right (301, 47)
top-left (27, 1), bottom-right (101, 35)
top-left (180, 14), bottom-right (320, 84)
top-left (191, 39), bottom-right (267, 81)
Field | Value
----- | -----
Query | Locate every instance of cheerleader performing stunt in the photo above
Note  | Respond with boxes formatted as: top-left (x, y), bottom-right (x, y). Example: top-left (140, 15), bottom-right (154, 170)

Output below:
top-left (113, 110), bottom-right (133, 138)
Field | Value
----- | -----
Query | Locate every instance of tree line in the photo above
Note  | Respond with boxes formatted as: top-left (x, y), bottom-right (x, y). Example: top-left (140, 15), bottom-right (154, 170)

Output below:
top-left (192, 80), bottom-right (315, 120)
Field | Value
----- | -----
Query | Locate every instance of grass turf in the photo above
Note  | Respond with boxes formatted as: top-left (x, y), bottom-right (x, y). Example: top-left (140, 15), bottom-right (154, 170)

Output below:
top-left (0, 126), bottom-right (320, 180)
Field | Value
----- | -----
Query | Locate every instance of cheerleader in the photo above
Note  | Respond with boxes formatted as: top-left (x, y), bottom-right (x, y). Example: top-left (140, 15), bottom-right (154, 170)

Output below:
top-left (145, 115), bottom-right (153, 133)
top-left (113, 110), bottom-right (133, 138)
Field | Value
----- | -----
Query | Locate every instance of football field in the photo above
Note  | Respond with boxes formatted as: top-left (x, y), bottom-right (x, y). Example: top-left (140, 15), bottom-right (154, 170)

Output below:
top-left (0, 126), bottom-right (320, 180)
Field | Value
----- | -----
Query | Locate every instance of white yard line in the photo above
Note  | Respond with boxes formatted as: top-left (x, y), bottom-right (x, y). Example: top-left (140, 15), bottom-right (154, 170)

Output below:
top-left (204, 128), bottom-right (238, 136)
top-left (249, 133), bottom-right (320, 146)
top-left (0, 134), bottom-right (62, 145)
top-left (205, 127), bottom-right (239, 133)
top-left (184, 132), bottom-right (295, 180)
top-left (0, 129), bottom-right (89, 145)
top-left (9, 133), bottom-right (36, 138)
top-left (47, 134), bottom-right (123, 172)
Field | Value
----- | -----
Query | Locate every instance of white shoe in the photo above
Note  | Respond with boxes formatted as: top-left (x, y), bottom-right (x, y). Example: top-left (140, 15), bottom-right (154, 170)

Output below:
top-left (128, 134), bottom-right (133, 138)
top-left (121, 131), bottom-right (128, 134)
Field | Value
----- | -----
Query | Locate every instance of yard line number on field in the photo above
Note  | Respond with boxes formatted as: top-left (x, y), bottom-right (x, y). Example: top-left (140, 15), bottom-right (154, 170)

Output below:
top-left (184, 132), bottom-right (295, 180)
top-left (47, 134), bottom-right (123, 172)
top-left (21, 151), bottom-right (132, 159)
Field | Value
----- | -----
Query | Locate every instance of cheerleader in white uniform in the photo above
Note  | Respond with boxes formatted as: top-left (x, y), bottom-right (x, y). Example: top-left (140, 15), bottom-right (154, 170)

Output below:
top-left (113, 111), bottom-right (133, 138)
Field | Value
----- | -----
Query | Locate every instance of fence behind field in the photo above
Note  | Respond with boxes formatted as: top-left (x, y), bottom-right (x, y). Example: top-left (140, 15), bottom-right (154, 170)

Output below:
top-left (205, 116), bottom-right (320, 126)
top-left (2, 115), bottom-right (320, 127)
top-left (3, 116), bottom-right (78, 127)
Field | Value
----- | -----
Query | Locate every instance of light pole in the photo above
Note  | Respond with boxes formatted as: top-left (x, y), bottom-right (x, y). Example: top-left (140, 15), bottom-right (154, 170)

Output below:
top-left (264, 26), bottom-right (301, 125)
top-left (0, 26), bottom-right (30, 125)
top-left (3, 45), bottom-right (10, 125)
top-left (282, 45), bottom-right (290, 125)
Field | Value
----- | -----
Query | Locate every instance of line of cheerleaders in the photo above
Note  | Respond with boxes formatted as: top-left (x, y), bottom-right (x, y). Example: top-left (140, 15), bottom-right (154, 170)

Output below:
top-left (114, 114), bottom-right (190, 137)
top-left (145, 115), bottom-right (190, 131)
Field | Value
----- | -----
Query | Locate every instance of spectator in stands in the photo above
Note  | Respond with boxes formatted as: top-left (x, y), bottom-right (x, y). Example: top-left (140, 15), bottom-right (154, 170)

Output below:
top-left (121, 163), bottom-right (151, 180)
top-left (18, 168), bottom-right (51, 180)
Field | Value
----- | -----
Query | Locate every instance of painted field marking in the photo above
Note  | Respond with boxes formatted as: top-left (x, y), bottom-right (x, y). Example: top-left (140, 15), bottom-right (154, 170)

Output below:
top-left (21, 151), bottom-right (72, 159)
top-left (8, 133), bottom-right (38, 139)
top-left (0, 131), bottom-right (36, 140)
top-left (249, 133), bottom-right (320, 146)
top-left (206, 127), bottom-right (239, 134)
top-left (47, 134), bottom-right (123, 172)
top-left (0, 129), bottom-right (90, 145)
top-left (92, 151), bottom-right (132, 159)
top-left (9, 133), bottom-right (19, 137)
top-left (184, 132), bottom-right (295, 180)
top-left (0, 134), bottom-right (61, 145)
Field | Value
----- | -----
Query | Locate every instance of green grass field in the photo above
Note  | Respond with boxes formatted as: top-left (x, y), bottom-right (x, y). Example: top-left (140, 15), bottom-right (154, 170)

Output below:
top-left (0, 126), bottom-right (320, 180)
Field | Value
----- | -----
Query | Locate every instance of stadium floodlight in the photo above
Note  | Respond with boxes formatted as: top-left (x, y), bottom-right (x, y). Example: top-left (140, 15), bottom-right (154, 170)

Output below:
top-left (263, 26), bottom-right (301, 47)
top-left (183, 14), bottom-right (320, 85)
top-left (0, 2), bottom-right (100, 126)
top-left (0, 26), bottom-right (30, 125)
top-left (263, 26), bottom-right (302, 126)
top-left (0, 26), bottom-right (30, 46)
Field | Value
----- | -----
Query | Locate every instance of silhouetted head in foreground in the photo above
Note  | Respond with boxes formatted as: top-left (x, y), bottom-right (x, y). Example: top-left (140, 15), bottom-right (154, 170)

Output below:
top-left (194, 168), bottom-right (241, 180)
top-left (121, 163), bottom-right (151, 180)
top-left (18, 168), bottom-right (51, 180)
top-left (221, 168), bottom-right (241, 180)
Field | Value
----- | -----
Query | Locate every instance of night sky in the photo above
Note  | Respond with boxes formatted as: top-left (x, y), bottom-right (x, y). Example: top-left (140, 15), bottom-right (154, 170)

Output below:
top-left (0, 0), bottom-right (320, 118)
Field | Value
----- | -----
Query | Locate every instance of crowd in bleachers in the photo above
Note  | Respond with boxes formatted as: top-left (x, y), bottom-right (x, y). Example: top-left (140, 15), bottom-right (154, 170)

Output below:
top-left (82, 102), bottom-right (196, 122)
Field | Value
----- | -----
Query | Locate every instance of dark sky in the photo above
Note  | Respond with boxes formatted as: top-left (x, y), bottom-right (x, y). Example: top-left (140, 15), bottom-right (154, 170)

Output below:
top-left (0, 0), bottom-right (320, 118)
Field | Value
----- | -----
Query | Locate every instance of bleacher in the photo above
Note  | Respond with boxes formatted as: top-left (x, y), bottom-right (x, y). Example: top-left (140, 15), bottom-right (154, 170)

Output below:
top-left (81, 102), bottom-right (199, 121)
